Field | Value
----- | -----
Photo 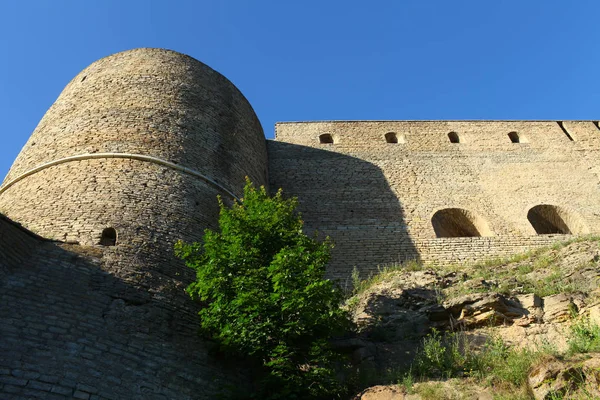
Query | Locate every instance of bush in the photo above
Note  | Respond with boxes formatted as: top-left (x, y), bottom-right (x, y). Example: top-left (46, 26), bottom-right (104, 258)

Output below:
top-left (407, 330), bottom-right (544, 394)
top-left (568, 316), bottom-right (600, 354)
top-left (175, 179), bottom-right (349, 399)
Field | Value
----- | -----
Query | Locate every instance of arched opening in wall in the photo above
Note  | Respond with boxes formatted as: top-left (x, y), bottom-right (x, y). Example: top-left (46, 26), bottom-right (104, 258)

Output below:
top-left (508, 132), bottom-right (520, 143)
top-left (527, 205), bottom-right (589, 235)
top-left (384, 132), bottom-right (405, 144)
top-left (448, 132), bottom-right (460, 143)
top-left (100, 228), bottom-right (117, 246)
top-left (319, 133), bottom-right (334, 144)
top-left (431, 208), bottom-right (493, 238)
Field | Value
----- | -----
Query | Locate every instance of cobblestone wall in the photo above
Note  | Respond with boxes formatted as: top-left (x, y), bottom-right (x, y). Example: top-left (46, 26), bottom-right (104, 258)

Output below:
top-left (270, 121), bottom-right (600, 279)
top-left (0, 217), bottom-right (249, 399)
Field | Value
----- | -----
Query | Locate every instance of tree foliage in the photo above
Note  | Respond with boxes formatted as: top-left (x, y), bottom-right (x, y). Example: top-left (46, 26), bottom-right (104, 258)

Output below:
top-left (175, 179), bottom-right (349, 399)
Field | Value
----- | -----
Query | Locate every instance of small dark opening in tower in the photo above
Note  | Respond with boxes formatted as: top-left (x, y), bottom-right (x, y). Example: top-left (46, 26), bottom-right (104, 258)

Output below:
top-left (448, 132), bottom-right (460, 143)
top-left (508, 132), bottom-right (520, 143)
top-left (319, 133), bottom-right (334, 144)
top-left (81, 76), bottom-right (87, 82)
top-left (557, 121), bottom-right (574, 141)
top-left (100, 228), bottom-right (117, 246)
top-left (527, 205), bottom-right (571, 234)
top-left (385, 132), bottom-right (398, 143)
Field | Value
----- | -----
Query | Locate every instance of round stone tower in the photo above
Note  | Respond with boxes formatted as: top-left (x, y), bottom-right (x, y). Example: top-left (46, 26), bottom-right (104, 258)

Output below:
top-left (0, 48), bottom-right (267, 398)
top-left (0, 48), bottom-right (268, 288)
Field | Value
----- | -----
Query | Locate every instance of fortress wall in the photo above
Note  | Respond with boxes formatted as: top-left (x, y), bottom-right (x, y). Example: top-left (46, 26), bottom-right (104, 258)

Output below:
top-left (270, 122), bottom-right (600, 279)
top-left (0, 233), bottom-right (248, 399)
top-left (414, 234), bottom-right (571, 266)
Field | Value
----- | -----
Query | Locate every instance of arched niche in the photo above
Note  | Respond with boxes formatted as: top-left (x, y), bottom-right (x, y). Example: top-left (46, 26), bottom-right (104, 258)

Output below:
top-left (448, 132), bottom-right (460, 143)
top-left (385, 132), bottom-right (405, 144)
top-left (432, 208), bottom-right (493, 238)
top-left (508, 131), bottom-right (528, 144)
top-left (319, 133), bottom-right (334, 144)
top-left (100, 227), bottom-right (117, 246)
top-left (527, 205), bottom-right (588, 235)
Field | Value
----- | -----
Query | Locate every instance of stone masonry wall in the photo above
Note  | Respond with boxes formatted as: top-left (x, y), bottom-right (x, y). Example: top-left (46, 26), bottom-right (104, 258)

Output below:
top-left (0, 47), bottom-right (268, 303)
top-left (3, 48), bottom-right (267, 193)
top-left (0, 49), bottom-right (266, 399)
top-left (270, 121), bottom-right (600, 280)
top-left (0, 216), bottom-right (249, 399)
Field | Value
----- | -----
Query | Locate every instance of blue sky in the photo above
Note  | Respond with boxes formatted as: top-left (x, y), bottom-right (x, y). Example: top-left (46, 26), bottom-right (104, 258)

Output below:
top-left (1, 1), bottom-right (599, 179)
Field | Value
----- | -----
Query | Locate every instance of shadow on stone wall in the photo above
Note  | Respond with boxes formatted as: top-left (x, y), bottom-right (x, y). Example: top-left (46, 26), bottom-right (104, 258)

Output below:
top-left (267, 142), bottom-right (419, 286)
top-left (0, 216), bottom-right (250, 400)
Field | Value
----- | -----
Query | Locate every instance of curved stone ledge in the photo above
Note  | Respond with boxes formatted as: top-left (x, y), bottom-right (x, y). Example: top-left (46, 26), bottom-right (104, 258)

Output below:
top-left (0, 152), bottom-right (240, 200)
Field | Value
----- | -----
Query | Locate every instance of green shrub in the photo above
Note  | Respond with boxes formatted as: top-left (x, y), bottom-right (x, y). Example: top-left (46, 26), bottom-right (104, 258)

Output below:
top-left (473, 336), bottom-right (539, 388)
top-left (568, 316), bottom-right (600, 354)
top-left (176, 179), bottom-right (349, 399)
top-left (409, 330), bottom-right (544, 394)
top-left (413, 329), bottom-right (472, 379)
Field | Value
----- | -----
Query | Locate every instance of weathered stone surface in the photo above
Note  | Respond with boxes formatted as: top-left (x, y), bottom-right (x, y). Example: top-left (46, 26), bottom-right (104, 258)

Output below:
top-left (516, 293), bottom-right (543, 310)
top-left (352, 271), bottom-right (448, 341)
top-left (354, 381), bottom-right (494, 400)
top-left (588, 303), bottom-right (600, 326)
top-left (0, 48), bottom-right (265, 399)
top-left (444, 293), bottom-right (527, 328)
top-left (528, 355), bottom-right (600, 400)
top-left (542, 293), bottom-right (586, 323)
top-left (354, 385), bottom-right (404, 400)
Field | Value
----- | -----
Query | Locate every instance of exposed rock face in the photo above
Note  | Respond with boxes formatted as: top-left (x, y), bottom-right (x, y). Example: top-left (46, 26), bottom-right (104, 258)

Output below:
top-left (354, 385), bottom-right (405, 400)
top-left (528, 356), bottom-right (600, 400)
top-left (346, 239), bottom-right (600, 398)
top-left (353, 381), bottom-right (494, 400)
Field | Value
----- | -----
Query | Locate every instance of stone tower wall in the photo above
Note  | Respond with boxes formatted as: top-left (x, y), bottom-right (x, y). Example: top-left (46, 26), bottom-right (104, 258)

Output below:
top-left (0, 48), bottom-right (268, 287)
top-left (0, 217), bottom-right (249, 399)
top-left (0, 49), bottom-right (267, 398)
top-left (270, 121), bottom-right (600, 280)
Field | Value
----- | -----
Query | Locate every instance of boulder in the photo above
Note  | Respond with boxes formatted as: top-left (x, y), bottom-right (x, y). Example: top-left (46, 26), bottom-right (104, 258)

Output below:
top-left (443, 293), bottom-right (527, 328)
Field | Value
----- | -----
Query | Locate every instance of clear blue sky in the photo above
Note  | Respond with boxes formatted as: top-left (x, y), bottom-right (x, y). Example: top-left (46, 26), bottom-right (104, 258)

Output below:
top-left (1, 1), bottom-right (599, 179)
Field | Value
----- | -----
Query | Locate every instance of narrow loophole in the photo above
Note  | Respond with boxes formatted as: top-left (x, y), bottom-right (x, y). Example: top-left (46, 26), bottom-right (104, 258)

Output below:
top-left (508, 132), bottom-right (520, 143)
top-left (448, 132), bottom-right (460, 143)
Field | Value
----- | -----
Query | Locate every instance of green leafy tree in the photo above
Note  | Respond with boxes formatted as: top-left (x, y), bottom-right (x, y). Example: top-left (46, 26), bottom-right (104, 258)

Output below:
top-left (175, 179), bottom-right (349, 399)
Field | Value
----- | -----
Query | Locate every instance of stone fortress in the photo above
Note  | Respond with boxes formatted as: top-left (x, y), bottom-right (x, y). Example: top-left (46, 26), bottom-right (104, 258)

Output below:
top-left (0, 48), bottom-right (598, 399)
